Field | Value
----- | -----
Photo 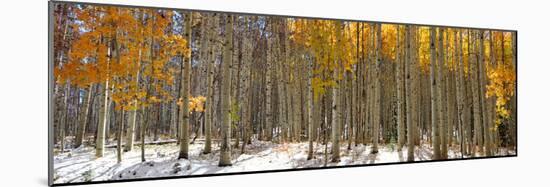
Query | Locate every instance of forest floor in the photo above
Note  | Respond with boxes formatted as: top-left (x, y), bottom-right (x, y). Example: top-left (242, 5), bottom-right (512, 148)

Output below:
top-left (53, 139), bottom-right (516, 184)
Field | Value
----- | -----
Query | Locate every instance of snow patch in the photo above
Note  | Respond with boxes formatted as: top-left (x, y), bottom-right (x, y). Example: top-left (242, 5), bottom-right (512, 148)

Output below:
top-left (53, 140), bottom-right (515, 184)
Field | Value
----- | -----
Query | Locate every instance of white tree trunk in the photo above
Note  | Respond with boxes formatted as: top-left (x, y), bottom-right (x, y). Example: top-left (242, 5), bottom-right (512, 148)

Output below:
top-left (219, 14), bottom-right (233, 166)
top-left (204, 13), bottom-right (217, 154)
top-left (178, 12), bottom-right (192, 159)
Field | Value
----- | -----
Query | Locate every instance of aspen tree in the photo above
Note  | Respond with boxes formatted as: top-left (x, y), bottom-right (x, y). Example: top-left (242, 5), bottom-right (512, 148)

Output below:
top-left (330, 21), bottom-right (342, 162)
top-left (429, 27), bottom-right (441, 160)
top-left (96, 41), bottom-right (112, 158)
top-left (454, 30), bottom-right (465, 157)
top-left (470, 30), bottom-right (482, 156)
top-left (396, 25), bottom-right (406, 150)
top-left (405, 25), bottom-right (415, 161)
top-left (219, 14), bottom-right (234, 166)
top-left (204, 13), bottom-right (218, 154)
top-left (438, 28), bottom-right (448, 159)
top-left (372, 23), bottom-right (382, 154)
top-left (75, 86), bottom-right (93, 148)
top-left (125, 11), bottom-right (145, 152)
top-left (178, 12), bottom-right (192, 160)
top-left (479, 30), bottom-right (492, 156)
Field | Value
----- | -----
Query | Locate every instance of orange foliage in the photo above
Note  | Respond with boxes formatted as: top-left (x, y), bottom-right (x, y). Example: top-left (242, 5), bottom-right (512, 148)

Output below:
top-left (56, 6), bottom-right (189, 111)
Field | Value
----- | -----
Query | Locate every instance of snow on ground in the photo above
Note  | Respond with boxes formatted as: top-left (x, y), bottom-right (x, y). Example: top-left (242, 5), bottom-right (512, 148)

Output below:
top-left (53, 140), bottom-right (516, 184)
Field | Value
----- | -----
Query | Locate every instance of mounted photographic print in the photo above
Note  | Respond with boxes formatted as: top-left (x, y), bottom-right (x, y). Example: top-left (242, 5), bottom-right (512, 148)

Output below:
top-left (49, 0), bottom-right (517, 186)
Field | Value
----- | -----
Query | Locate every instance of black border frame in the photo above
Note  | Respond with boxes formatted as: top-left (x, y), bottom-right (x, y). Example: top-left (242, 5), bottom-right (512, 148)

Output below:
top-left (48, 0), bottom-right (518, 186)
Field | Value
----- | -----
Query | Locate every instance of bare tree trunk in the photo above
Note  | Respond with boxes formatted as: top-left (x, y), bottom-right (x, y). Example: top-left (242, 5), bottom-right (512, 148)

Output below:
top-left (178, 12), bottom-right (192, 160)
top-left (219, 14), bottom-right (233, 166)
top-left (278, 21), bottom-right (289, 143)
top-left (117, 110), bottom-right (124, 163)
top-left (331, 66), bottom-right (341, 162)
top-left (372, 23), bottom-right (382, 154)
top-left (455, 30), bottom-right (466, 157)
top-left (356, 23), bottom-right (362, 146)
top-left (292, 55), bottom-right (301, 143)
top-left (438, 28), bottom-right (448, 159)
top-left (367, 24), bottom-right (376, 147)
top-left (405, 25), bottom-right (415, 161)
top-left (307, 55), bottom-right (314, 160)
top-left (452, 30), bottom-right (461, 157)
top-left (479, 30), bottom-right (492, 156)
top-left (396, 26), bottom-right (405, 151)
top-left (446, 29), bottom-right (456, 147)
top-left (346, 65), bottom-right (353, 150)
top-left (470, 30), bottom-right (482, 156)
top-left (232, 22), bottom-right (244, 149)
top-left (140, 104), bottom-right (148, 162)
top-left (204, 13), bottom-right (218, 154)
top-left (59, 84), bottom-right (70, 152)
top-left (429, 27), bottom-right (441, 160)
top-left (75, 85), bottom-right (93, 148)
top-left (412, 27), bottom-right (420, 148)
top-left (265, 20), bottom-right (274, 142)
top-left (96, 40), bottom-right (112, 158)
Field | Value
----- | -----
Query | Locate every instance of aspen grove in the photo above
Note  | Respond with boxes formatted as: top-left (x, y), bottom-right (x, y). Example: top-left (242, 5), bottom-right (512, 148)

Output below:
top-left (52, 3), bottom-right (516, 184)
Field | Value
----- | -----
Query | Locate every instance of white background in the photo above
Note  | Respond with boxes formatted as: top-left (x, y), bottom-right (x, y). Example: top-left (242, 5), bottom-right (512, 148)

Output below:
top-left (0, 0), bottom-right (548, 186)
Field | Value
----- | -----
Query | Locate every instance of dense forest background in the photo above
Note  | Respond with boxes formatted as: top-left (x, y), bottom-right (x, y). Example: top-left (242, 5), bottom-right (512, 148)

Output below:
top-left (51, 2), bottom-right (516, 183)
